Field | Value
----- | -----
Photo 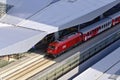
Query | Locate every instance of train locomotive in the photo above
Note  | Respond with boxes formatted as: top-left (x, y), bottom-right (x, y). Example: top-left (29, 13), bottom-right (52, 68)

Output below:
top-left (47, 12), bottom-right (120, 57)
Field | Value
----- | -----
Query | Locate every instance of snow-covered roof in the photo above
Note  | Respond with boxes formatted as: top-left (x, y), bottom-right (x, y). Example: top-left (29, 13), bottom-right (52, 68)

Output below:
top-left (0, 23), bottom-right (47, 56)
top-left (73, 47), bottom-right (120, 80)
top-left (0, 0), bottom-right (119, 34)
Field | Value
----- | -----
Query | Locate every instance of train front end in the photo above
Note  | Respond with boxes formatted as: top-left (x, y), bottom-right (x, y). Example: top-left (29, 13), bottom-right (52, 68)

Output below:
top-left (47, 41), bottom-right (59, 57)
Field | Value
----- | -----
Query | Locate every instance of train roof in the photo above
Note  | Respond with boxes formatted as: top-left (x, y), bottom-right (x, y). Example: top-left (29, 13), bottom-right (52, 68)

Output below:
top-left (80, 11), bottom-right (120, 34)
top-left (0, 0), bottom-right (119, 34)
top-left (109, 11), bottom-right (120, 18)
top-left (73, 47), bottom-right (120, 80)
top-left (79, 17), bottom-right (111, 34)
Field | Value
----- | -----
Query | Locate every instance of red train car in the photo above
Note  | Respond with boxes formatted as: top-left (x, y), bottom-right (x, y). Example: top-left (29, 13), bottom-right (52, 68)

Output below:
top-left (47, 32), bottom-right (82, 57)
top-left (109, 12), bottom-right (120, 26)
top-left (80, 18), bottom-right (112, 41)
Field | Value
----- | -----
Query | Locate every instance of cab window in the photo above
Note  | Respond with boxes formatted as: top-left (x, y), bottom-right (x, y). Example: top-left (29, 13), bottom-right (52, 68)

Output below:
top-left (48, 45), bottom-right (55, 50)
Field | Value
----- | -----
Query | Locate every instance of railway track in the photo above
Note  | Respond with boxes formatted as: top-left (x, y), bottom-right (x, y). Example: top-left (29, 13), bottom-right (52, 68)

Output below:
top-left (0, 53), bottom-right (44, 79)
top-left (3, 57), bottom-right (55, 80)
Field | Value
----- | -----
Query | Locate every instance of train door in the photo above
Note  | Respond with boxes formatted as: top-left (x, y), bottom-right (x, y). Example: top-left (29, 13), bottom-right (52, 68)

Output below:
top-left (83, 33), bottom-right (88, 41)
top-left (92, 27), bottom-right (99, 37)
top-left (112, 16), bottom-right (120, 26)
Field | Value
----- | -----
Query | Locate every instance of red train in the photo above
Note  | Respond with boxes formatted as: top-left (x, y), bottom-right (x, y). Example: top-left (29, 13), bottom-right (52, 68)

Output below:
top-left (47, 12), bottom-right (120, 57)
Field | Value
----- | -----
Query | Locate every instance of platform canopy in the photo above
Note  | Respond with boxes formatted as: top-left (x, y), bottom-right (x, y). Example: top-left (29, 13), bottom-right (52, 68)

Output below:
top-left (0, 0), bottom-right (119, 34)
top-left (0, 0), bottom-right (120, 56)
top-left (0, 24), bottom-right (47, 56)
top-left (74, 47), bottom-right (120, 80)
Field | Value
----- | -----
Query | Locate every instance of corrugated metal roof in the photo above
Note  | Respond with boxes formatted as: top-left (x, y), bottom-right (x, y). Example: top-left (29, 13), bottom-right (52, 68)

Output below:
top-left (0, 0), bottom-right (119, 33)
top-left (0, 24), bottom-right (47, 56)
top-left (73, 47), bottom-right (120, 80)
top-left (19, 0), bottom-right (119, 33)
top-left (98, 62), bottom-right (120, 80)
top-left (0, 0), bottom-right (54, 25)
top-left (27, 0), bottom-right (118, 25)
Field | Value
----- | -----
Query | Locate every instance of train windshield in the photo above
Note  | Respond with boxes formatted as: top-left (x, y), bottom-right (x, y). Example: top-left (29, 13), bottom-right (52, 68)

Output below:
top-left (48, 45), bottom-right (55, 50)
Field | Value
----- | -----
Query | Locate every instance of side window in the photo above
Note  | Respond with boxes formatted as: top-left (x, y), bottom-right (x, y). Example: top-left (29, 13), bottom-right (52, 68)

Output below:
top-left (107, 22), bottom-right (109, 26)
top-left (90, 31), bottom-right (92, 35)
top-left (104, 24), bottom-right (106, 28)
top-left (102, 25), bottom-right (104, 29)
top-left (99, 26), bottom-right (102, 30)
top-left (87, 32), bottom-right (89, 36)
top-left (105, 23), bottom-right (107, 27)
